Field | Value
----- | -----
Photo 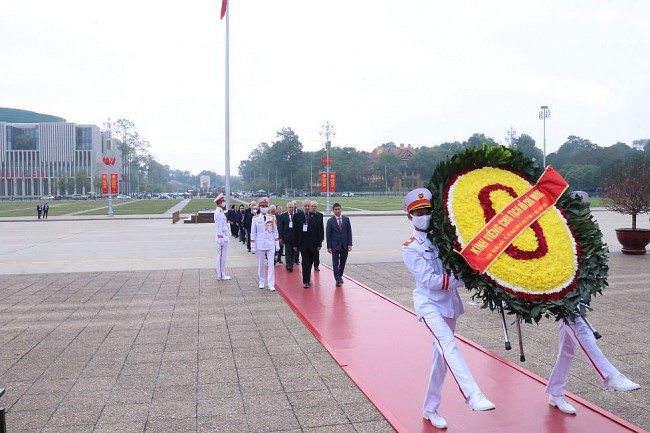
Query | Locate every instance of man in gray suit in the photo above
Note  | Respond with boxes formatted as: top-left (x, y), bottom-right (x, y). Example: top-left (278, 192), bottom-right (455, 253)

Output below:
top-left (326, 203), bottom-right (353, 287)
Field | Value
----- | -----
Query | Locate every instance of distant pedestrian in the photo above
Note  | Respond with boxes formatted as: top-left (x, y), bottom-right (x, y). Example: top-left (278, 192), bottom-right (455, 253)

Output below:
top-left (36, 203), bottom-right (43, 219)
top-left (43, 202), bottom-right (49, 219)
top-left (326, 203), bottom-right (352, 287)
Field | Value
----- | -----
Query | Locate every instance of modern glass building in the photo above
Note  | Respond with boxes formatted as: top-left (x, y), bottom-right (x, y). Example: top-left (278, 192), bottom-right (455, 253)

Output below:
top-left (0, 121), bottom-right (122, 198)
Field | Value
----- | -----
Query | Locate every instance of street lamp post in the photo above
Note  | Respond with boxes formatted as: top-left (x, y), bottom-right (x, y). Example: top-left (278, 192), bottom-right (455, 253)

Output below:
top-left (538, 105), bottom-right (551, 167)
top-left (319, 121), bottom-right (335, 213)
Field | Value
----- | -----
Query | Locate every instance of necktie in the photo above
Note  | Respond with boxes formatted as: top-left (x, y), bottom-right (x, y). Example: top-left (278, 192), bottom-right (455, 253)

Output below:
top-left (338, 218), bottom-right (342, 230)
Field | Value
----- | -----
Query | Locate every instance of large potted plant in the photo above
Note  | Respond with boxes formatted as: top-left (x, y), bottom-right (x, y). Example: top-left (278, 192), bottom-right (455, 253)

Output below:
top-left (603, 157), bottom-right (650, 254)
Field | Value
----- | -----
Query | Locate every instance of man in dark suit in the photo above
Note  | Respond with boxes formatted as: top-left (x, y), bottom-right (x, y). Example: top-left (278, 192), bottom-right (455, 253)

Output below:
top-left (293, 200), bottom-right (324, 288)
top-left (326, 203), bottom-right (353, 286)
top-left (227, 204), bottom-right (238, 237)
top-left (309, 201), bottom-right (324, 271)
top-left (278, 201), bottom-right (299, 272)
top-left (243, 200), bottom-right (257, 252)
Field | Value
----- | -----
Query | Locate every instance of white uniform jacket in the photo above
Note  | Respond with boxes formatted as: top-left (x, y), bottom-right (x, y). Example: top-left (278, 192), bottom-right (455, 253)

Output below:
top-left (250, 213), bottom-right (280, 251)
top-left (214, 207), bottom-right (230, 244)
top-left (402, 230), bottom-right (465, 320)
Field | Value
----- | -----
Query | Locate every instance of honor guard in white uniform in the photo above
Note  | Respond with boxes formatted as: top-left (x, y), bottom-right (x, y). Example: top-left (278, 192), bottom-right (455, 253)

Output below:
top-left (402, 188), bottom-right (495, 429)
top-left (250, 197), bottom-right (280, 291)
top-left (214, 193), bottom-right (231, 281)
top-left (546, 316), bottom-right (640, 414)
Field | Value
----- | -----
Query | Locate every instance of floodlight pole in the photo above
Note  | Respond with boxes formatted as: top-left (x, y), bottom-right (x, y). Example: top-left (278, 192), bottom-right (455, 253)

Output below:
top-left (538, 105), bottom-right (550, 167)
top-left (319, 121), bottom-right (335, 213)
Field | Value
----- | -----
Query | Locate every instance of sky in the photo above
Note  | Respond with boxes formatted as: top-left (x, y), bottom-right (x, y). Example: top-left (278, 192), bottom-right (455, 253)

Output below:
top-left (2, 0), bottom-right (649, 175)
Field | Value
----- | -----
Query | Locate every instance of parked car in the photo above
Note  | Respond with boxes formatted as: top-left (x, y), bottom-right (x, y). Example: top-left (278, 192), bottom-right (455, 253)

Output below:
top-left (341, 192), bottom-right (355, 197)
top-left (71, 194), bottom-right (89, 200)
top-left (40, 195), bottom-right (55, 200)
top-left (114, 194), bottom-right (131, 200)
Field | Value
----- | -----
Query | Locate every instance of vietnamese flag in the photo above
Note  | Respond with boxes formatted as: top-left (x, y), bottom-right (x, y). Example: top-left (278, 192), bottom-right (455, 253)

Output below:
top-left (220, 0), bottom-right (227, 19)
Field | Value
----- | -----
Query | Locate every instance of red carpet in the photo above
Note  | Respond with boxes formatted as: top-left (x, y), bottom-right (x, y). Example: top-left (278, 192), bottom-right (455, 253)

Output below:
top-left (274, 265), bottom-right (645, 433)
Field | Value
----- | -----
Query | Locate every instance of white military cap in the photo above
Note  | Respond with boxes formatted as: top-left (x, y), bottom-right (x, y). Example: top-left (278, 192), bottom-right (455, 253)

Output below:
top-left (257, 196), bottom-right (269, 206)
top-left (214, 193), bottom-right (225, 204)
top-left (403, 188), bottom-right (432, 213)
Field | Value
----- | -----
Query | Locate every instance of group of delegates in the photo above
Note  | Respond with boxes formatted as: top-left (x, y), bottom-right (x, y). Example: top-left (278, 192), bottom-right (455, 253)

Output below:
top-left (215, 196), bottom-right (353, 290)
top-left (401, 187), bottom-right (640, 429)
top-left (278, 198), bottom-right (353, 289)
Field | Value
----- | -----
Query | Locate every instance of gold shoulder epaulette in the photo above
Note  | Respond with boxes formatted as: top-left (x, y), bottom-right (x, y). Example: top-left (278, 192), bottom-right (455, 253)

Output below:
top-left (402, 236), bottom-right (416, 246)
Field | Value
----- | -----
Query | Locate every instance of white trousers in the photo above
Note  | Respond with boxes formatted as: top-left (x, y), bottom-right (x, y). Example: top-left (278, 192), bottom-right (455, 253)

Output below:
top-left (422, 309), bottom-right (480, 412)
top-left (256, 249), bottom-right (275, 287)
top-left (545, 317), bottom-right (619, 396)
top-left (215, 242), bottom-right (229, 278)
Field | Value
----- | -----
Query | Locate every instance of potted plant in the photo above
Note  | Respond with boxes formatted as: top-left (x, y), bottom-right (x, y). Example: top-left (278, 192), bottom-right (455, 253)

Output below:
top-left (603, 157), bottom-right (650, 254)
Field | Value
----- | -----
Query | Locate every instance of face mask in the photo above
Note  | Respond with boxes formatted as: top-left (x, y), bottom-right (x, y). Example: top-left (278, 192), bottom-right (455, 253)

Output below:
top-left (260, 207), bottom-right (268, 214)
top-left (412, 214), bottom-right (432, 231)
top-left (220, 203), bottom-right (226, 209)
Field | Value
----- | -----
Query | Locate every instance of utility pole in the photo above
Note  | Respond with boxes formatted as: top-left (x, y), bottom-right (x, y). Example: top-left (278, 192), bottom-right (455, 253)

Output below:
top-left (538, 106), bottom-right (550, 167)
top-left (319, 121), bottom-right (335, 213)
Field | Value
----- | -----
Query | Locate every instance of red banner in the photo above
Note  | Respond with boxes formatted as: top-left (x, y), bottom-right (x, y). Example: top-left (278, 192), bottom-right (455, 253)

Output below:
top-left (319, 172), bottom-right (337, 192)
top-left (110, 173), bottom-right (118, 195)
top-left (460, 166), bottom-right (569, 273)
top-left (329, 172), bottom-right (336, 192)
top-left (101, 174), bottom-right (108, 194)
top-left (320, 172), bottom-right (327, 192)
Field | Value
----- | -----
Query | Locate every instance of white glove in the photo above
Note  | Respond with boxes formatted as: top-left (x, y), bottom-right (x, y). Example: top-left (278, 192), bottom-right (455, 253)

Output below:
top-left (449, 274), bottom-right (465, 290)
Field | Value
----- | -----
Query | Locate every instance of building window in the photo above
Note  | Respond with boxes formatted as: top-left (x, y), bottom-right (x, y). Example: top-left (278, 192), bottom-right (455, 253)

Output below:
top-left (76, 127), bottom-right (93, 150)
top-left (7, 126), bottom-right (39, 150)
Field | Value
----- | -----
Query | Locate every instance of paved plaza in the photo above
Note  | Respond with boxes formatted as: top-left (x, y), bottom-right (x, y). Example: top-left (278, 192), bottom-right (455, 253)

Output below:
top-left (0, 210), bottom-right (648, 432)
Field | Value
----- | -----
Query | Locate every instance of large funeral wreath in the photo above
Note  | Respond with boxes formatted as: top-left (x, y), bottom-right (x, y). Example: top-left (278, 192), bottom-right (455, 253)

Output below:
top-left (427, 145), bottom-right (609, 323)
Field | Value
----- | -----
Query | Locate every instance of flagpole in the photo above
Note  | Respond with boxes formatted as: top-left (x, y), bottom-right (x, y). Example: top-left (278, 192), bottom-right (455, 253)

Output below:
top-left (224, 0), bottom-right (231, 208)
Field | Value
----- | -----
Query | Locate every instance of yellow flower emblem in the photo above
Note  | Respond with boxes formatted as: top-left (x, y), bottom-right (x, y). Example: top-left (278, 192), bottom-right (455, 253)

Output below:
top-left (447, 167), bottom-right (578, 301)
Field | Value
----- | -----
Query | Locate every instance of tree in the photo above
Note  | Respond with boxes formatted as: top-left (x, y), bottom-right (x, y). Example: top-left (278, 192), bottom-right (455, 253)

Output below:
top-left (75, 170), bottom-right (90, 193)
top-left (110, 118), bottom-right (153, 193)
top-left (514, 134), bottom-right (543, 163)
top-left (323, 146), bottom-right (370, 191)
top-left (407, 146), bottom-right (445, 180)
top-left (603, 154), bottom-right (650, 229)
top-left (377, 153), bottom-right (405, 191)
top-left (465, 133), bottom-right (497, 148)
top-left (558, 165), bottom-right (601, 192)
top-left (269, 127), bottom-right (303, 192)
top-left (436, 141), bottom-right (463, 157)
top-left (556, 136), bottom-right (600, 154)
top-left (632, 138), bottom-right (650, 151)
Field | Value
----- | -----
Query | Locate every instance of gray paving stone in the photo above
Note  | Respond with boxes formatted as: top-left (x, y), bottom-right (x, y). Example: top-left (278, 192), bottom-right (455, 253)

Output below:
top-left (0, 213), bottom-right (647, 432)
